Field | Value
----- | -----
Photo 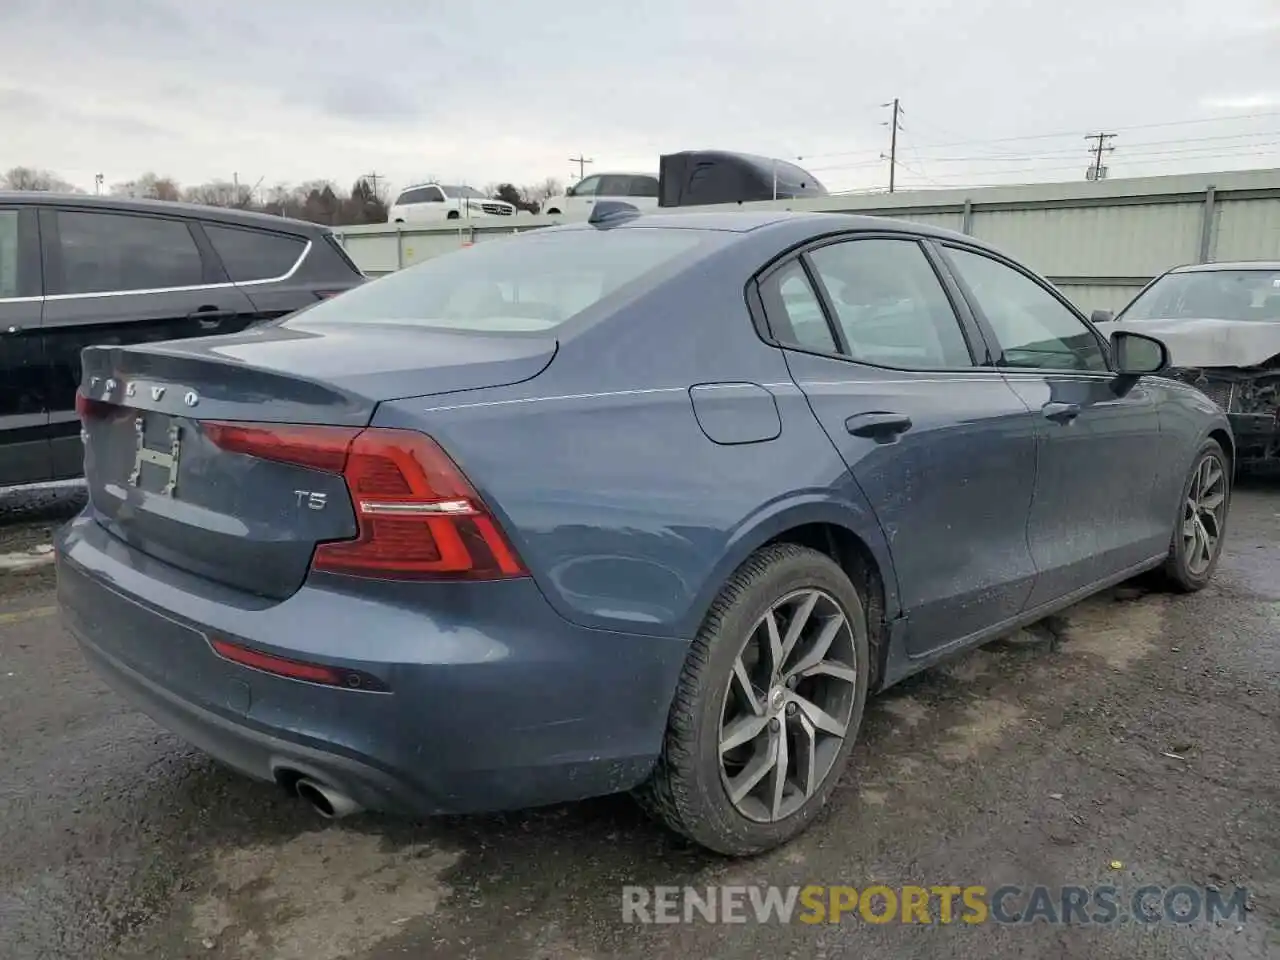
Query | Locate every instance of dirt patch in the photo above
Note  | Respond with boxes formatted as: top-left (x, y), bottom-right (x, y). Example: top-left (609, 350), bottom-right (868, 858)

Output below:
top-left (934, 699), bottom-right (1027, 763)
top-left (191, 829), bottom-right (460, 960)
top-left (879, 696), bottom-right (930, 728)
top-left (1057, 594), bottom-right (1165, 670)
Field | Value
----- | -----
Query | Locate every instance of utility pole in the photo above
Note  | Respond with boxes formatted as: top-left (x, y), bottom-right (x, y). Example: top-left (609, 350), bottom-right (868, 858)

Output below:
top-left (363, 171), bottom-right (384, 200)
top-left (1085, 132), bottom-right (1116, 180)
top-left (94, 173), bottom-right (104, 195)
top-left (568, 154), bottom-right (593, 181)
top-left (881, 98), bottom-right (903, 192)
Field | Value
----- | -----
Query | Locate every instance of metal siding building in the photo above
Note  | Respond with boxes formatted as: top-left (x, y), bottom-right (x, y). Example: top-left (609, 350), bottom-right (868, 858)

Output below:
top-left (333, 167), bottom-right (1280, 313)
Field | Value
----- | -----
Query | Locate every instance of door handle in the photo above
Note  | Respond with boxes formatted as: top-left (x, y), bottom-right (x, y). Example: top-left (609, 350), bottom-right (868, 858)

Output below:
top-left (1043, 401), bottom-right (1081, 424)
top-left (188, 307), bottom-right (236, 328)
top-left (846, 411), bottom-right (913, 440)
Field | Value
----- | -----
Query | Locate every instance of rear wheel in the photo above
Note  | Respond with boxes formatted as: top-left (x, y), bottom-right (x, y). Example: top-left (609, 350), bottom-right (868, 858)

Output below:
top-left (637, 544), bottom-right (869, 855)
top-left (446, 210), bottom-right (460, 220)
top-left (1162, 439), bottom-right (1230, 591)
top-left (545, 208), bottom-right (561, 215)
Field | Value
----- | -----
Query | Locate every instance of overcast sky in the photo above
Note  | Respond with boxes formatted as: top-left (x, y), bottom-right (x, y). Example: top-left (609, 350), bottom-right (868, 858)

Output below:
top-left (2, 0), bottom-right (1278, 197)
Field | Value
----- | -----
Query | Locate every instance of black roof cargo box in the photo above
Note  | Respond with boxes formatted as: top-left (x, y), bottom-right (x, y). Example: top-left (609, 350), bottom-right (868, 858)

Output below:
top-left (657, 150), bottom-right (828, 207)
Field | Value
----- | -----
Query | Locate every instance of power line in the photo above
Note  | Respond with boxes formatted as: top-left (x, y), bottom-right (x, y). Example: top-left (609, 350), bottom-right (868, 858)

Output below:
top-left (881, 98), bottom-right (903, 192)
top-left (568, 154), bottom-right (593, 180)
top-left (1085, 132), bottom-right (1117, 180)
top-left (799, 108), bottom-right (1280, 162)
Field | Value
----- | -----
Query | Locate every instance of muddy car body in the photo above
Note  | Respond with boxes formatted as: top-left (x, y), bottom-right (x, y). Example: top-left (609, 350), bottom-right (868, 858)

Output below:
top-left (1095, 261), bottom-right (1280, 466)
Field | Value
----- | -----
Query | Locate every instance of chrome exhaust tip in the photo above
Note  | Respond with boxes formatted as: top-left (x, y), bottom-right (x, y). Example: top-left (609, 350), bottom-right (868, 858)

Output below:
top-left (294, 777), bottom-right (363, 819)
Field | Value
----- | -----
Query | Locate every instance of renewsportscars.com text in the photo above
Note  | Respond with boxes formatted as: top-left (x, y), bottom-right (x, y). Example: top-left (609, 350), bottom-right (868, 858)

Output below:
top-left (621, 884), bottom-right (1250, 926)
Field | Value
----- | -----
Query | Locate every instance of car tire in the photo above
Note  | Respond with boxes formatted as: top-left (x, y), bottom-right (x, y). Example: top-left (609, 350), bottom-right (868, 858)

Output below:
top-left (636, 543), bottom-right (870, 856)
top-left (446, 210), bottom-right (460, 220)
top-left (546, 208), bottom-right (560, 215)
top-left (1162, 439), bottom-right (1231, 592)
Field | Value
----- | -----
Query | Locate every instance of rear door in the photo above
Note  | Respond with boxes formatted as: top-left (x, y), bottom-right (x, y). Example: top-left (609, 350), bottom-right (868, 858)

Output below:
top-left (39, 206), bottom-right (258, 480)
top-left (935, 241), bottom-right (1167, 604)
top-left (0, 204), bottom-right (48, 486)
top-left (758, 234), bottom-right (1040, 656)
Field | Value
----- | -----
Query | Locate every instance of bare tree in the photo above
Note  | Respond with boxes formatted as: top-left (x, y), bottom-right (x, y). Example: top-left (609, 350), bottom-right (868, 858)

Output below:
top-left (2, 166), bottom-right (79, 192)
top-left (183, 180), bottom-right (254, 208)
top-left (524, 177), bottom-right (563, 204)
top-left (114, 172), bottom-right (182, 202)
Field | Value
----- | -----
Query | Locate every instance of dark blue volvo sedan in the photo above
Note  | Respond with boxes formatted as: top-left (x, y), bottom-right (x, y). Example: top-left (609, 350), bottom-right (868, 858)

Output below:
top-left (56, 208), bottom-right (1232, 855)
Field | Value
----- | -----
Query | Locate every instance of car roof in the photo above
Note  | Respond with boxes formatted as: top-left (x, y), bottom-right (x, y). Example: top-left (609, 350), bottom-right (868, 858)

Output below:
top-left (1169, 260), bottom-right (1280, 273)
top-left (576, 171), bottom-right (656, 178)
top-left (0, 191), bottom-right (328, 234)
top-left (550, 208), bottom-right (993, 245)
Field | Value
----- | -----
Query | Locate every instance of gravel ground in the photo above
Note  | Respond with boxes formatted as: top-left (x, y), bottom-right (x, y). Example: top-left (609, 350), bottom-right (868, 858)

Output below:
top-left (0, 482), bottom-right (1276, 960)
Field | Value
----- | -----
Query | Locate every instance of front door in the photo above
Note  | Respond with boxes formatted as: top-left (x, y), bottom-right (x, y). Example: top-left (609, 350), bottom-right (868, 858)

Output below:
top-left (937, 242), bottom-right (1167, 607)
top-left (39, 206), bottom-right (257, 480)
top-left (0, 205), bottom-right (48, 487)
top-left (757, 234), bottom-right (1040, 655)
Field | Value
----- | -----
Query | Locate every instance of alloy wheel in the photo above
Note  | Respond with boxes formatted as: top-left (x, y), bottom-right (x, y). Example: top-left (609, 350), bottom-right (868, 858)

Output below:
top-left (1182, 452), bottom-right (1227, 576)
top-left (718, 588), bottom-right (858, 823)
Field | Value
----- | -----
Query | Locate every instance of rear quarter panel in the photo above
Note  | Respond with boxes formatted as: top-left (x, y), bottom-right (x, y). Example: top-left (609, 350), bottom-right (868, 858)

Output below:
top-left (373, 231), bottom-right (898, 640)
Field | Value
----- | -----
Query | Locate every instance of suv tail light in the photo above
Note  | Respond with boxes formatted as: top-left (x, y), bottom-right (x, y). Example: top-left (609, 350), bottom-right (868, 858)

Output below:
top-left (204, 422), bottom-right (527, 582)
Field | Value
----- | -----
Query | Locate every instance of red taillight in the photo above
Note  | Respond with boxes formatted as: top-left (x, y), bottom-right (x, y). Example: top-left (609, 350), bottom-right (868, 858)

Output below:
top-left (203, 422), bottom-right (528, 582)
top-left (75, 390), bottom-right (118, 421)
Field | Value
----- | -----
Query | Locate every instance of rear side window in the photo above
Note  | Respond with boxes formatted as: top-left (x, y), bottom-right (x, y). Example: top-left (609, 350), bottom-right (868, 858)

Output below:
top-left (296, 228), bottom-right (716, 333)
top-left (758, 262), bottom-right (838, 353)
top-left (629, 176), bottom-right (659, 198)
top-left (396, 187), bottom-right (442, 205)
top-left (56, 211), bottom-right (203, 295)
top-left (205, 224), bottom-right (306, 282)
top-left (0, 211), bottom-right (18, 298)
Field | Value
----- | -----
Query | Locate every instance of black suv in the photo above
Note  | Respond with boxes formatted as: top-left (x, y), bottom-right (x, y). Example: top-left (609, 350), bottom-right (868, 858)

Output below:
top-left (0, 194), bottom-right (365, 487)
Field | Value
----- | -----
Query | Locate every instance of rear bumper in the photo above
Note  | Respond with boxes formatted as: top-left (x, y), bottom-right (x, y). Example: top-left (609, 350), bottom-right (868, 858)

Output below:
top-left (56, 513), bottom-right (689, 815)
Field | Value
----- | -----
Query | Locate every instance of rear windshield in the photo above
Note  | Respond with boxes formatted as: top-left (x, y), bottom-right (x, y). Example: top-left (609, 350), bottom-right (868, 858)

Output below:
top-left (1121, 269), bottom-right (1280, 323)
top-left (296, 227), bottom-right (715, 333)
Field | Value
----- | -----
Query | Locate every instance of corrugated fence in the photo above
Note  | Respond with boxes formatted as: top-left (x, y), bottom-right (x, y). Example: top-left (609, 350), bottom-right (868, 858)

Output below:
top-left (332, 167), bottom-right (1280, 313)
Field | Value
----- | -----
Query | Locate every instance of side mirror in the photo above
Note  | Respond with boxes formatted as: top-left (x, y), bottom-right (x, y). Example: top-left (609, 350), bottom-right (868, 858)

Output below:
top-left (564, 186), bottom-right (575, 197)
top-left (1111, 330), bottom-right (1168, 376)
top-left (1090, 309), bottom-right (1114, 325)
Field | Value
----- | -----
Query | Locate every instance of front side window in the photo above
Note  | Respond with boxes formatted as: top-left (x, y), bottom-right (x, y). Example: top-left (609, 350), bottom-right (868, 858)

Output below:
top-left (56, 211), bottom-right (203, 295)
top-left (395, 187), bottom-right (430, 205)
top-left (0, 210), bottom-right (19, 298)
top-left (944, 247), bottom-right (1108, 372)
top-left (807, 238), bottom-right (975, 369)
top-left (295, 227), bottom-right (719, 333)
top-left (1120, 269), bottom-right (1280, 322)
top-left (205, 224), bottom-right (306, 283)
top-left (570, 176), bottom-right (601, 198)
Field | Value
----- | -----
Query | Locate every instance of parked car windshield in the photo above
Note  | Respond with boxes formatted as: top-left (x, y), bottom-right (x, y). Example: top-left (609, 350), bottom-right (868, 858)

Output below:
top-left (294, 227), bottom-right (717, 333)
top-left (1120, 269), bottom-right (1280, 322)
top-left (441, 185), bottom-right (487, 200)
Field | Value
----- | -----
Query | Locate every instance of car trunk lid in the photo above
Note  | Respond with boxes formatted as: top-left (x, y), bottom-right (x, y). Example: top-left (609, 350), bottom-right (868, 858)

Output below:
top-left (78, 320), bottom-right (555, 599)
